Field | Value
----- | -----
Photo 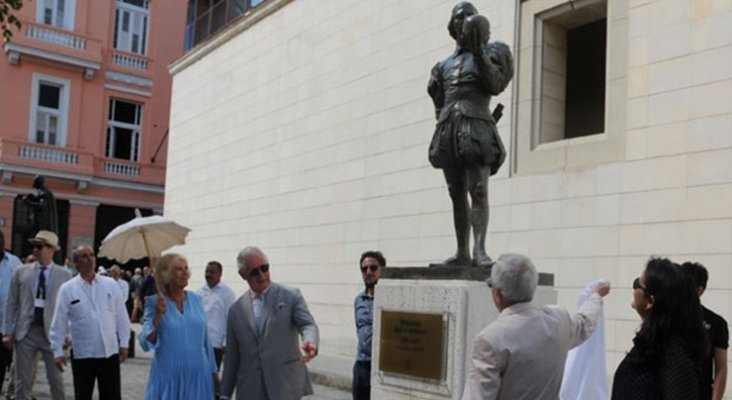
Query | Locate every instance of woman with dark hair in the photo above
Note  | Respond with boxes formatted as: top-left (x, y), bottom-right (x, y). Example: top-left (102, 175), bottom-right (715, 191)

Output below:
top-left (612, 257), bottom-right (709, 399)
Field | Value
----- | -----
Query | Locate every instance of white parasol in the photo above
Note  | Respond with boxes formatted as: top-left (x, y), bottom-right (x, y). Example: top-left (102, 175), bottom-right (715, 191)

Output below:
top-left (98, 209), bottom-right (191, 263)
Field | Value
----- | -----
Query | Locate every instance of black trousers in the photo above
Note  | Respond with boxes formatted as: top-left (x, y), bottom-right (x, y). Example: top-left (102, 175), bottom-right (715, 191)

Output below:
top-left (214, 347), bottom-right (225, 372)
top-left (352, 360), bottom-right (371, 400)
top-left (71, 353), bottom-right (121, 400)
top-left (0, 344), bottom-right (11, 393)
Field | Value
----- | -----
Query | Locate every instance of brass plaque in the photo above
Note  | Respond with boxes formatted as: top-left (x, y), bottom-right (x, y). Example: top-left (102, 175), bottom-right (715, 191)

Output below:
top-left (378, 311), bottom-right (445, 381)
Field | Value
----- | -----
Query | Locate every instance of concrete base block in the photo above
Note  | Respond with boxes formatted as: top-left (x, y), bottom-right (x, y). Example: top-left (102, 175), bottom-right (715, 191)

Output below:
top-left (370, 276), bottom-right (556, 399)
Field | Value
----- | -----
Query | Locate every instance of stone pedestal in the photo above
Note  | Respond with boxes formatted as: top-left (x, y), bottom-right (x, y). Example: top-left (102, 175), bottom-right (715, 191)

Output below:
top-left (370, 267), bottom-right (556, 399)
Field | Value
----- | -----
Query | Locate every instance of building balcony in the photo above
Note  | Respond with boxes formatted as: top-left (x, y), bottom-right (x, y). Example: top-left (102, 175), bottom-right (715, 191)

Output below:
top-left (104, 50), bottom-right (154, 93)
top-left (109, 49), bottom-right (152, 73)
top-left (3, 20), bottom-right (102, 79)
top-left (94, 157), bottom-right (165, 186)
top-left (0, 138), bottom-right (164, 188)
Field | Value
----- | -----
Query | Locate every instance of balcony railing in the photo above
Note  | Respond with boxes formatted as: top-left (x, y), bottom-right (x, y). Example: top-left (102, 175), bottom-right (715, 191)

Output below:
top-left (0, 138), bottom-right (164, 186)
top-left (111, 51), bottom-right (149, 71)
top-left (4, 19), bottom-right (103, 78)
top-left (19, 144), bottom-right (79, 165)
top-left (25, 23), bottom-right (86, 50)
top-left (94, 156), bottom-right (165, 185)
top-left (104, 160), bottom-right (140, 176)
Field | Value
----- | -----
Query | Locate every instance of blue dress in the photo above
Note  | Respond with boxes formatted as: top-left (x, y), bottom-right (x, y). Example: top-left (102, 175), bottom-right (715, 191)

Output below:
top-left (140, 291), bottom-right (216, 399)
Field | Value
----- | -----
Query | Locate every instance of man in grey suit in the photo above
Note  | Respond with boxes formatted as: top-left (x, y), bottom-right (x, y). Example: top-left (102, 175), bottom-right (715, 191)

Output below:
top-left (220, 246), bottom-right (319, 400)
top-left (2, 231), bottom-right (71, 400)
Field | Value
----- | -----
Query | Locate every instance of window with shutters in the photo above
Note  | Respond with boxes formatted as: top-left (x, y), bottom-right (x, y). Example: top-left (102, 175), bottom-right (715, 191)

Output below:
top-left (114, 0), bottom-right (150, 55)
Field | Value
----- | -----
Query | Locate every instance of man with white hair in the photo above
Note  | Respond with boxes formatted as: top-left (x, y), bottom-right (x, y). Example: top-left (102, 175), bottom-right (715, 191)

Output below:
top-left (220, 246), bottom-right (319, 400)
top-left (462, 254), bottom-right (610, 400)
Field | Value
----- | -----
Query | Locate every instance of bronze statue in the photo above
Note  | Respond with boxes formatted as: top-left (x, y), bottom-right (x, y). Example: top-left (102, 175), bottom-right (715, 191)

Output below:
top-left (427, 2), bottom-right (513, 267)
top-left (23, 175), bottom-right (58, 235)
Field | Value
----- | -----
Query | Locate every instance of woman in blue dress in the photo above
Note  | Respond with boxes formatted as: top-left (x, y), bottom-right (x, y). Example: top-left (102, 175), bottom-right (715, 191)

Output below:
top-left (140, 253), bottom-right (218, 399)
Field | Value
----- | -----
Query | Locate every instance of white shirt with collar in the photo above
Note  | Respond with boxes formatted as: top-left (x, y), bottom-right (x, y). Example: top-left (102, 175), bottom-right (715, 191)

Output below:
top-left (116, 278), bottom-right (129, 301)
top-left (49, 274), bottom-right (131, 359)
top-left (197, 282), bottom-right (237, 349)
top-left (35, 262), bottom-right (52, 295)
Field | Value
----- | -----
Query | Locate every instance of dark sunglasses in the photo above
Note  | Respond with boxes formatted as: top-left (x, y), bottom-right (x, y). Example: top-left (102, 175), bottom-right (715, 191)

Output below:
top-left (31, 244), bottom-right (47, 250)
top-left (360, 265), bottom-right (380, 273)
top-left (248, 264), bottom-right (270, 278)
top-left (633, 277), bottom-right (648, 293)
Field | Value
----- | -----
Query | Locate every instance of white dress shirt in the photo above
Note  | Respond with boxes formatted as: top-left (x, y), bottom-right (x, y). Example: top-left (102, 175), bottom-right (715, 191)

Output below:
top-left (49, 274), bottom-right (131, 359)
top-left (197, 282), bottom-right (237, 349)
top-left (116, 279), bottom-right (129, 301)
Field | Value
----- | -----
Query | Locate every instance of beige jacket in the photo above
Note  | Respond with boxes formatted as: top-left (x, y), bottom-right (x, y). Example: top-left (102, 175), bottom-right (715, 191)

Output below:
top-left (462, 294), bottom-right (604, 400)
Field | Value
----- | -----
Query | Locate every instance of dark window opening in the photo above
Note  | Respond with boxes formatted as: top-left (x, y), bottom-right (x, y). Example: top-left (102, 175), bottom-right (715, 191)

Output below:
top-left (564, 18), bottom-right (606, 139)
top-left (112, 127), bottom-right (133, 159)
top-left (39, 84), bottom-right (61, 109)
top-left (113, 100), bottom-right (138, 123)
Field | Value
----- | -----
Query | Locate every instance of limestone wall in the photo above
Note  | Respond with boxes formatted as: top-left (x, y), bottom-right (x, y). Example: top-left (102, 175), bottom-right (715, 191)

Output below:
top-left (166, 0), bottom-right (732, 392)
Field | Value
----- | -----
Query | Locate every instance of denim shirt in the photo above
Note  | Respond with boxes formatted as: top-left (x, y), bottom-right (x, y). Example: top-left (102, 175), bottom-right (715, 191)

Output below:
top-left (0, 251), bottom-right (22, 333)
top-left (354, 290), bottom-right (374, 362)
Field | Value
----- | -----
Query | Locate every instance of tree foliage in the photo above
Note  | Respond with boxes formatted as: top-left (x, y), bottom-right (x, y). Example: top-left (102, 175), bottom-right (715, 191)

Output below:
top-left (1, 0), bottom-right (25, 42)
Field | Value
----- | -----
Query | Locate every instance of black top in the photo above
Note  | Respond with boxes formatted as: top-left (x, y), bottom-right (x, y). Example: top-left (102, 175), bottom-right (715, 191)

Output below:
top-left (701, 305), bottom-right (729, 398)
top-left (612, 338), bottom-right (703, 400)
top-left (139, 275), bottom-right (158, 308)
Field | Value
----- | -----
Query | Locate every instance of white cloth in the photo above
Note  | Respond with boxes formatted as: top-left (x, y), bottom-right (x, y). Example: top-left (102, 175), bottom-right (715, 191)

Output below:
top-left (197, 282), bottom-right (237, 349)
top-left (560, 280), bottom-right (608, 400)
top-left (49, 275), bottom-right (131, 359)
top-left (116, 279), bottom-right (129, 301)
top-left (462, 294), bottom-right (604, 400)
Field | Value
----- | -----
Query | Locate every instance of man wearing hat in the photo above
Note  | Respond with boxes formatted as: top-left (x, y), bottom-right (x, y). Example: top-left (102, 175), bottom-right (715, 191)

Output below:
top-left (2, 230), bottom-right (71, 400)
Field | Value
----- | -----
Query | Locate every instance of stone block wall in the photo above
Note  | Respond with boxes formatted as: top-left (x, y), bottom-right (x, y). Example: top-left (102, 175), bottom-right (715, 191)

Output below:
top-left (166, 0), bottom-right (732, 391)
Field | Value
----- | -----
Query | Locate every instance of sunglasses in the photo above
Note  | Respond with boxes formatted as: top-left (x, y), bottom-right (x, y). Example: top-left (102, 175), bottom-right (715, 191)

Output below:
top-left (31, 244), bottom-right (47, 250)
top-left (248, 264), bottom-right (270, 278)
top-left (360, 264), bottom-right (380, 273)
top-left (633, 277), bottom-right (649, 293)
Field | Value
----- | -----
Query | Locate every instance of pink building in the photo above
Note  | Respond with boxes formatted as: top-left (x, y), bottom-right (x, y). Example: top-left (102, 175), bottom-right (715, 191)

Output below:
top-left (0, 0), bottom-right (186, 262)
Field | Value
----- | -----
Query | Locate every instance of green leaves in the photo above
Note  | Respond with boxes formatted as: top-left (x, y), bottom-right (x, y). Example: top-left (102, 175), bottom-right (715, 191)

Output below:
top-left (1, 0), bottom-right (26, 42)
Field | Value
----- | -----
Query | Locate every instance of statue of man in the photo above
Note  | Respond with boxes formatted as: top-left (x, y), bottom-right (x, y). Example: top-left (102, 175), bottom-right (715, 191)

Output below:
top-left (427, 2), bottom-right (513, 267)
top-left (23, 175), bottom-right (58, 235)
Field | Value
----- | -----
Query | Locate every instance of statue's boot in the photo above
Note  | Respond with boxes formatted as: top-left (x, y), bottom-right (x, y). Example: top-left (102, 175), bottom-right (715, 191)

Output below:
top-left (471, 250), bottom-right (493, 268)
top-left (444, 254), bottom-right (471, 267)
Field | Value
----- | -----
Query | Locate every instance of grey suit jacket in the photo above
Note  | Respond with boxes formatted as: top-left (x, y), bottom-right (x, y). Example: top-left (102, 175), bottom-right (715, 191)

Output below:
top-left (2, 263), bottom-right (71, 340)
top-left (221, 282), bottom-right (319, 400)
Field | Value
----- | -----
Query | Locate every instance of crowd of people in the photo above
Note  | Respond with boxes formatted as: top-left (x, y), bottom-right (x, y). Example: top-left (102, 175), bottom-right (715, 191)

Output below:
top-left (0, 228), bottom-right (728, 400)
top-left (0, 232), bottom-right (320, 400)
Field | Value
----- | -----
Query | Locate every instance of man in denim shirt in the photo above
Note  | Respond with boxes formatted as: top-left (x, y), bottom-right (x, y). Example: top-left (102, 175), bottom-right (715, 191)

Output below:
top-left (0, 230), bottom-right (21, 393)
top-left (352, 251), bottom-right (386, 400)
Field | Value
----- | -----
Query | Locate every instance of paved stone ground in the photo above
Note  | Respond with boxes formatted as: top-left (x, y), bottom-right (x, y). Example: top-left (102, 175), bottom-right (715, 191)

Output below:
top-left (8, 324), bottom-right (350, 400)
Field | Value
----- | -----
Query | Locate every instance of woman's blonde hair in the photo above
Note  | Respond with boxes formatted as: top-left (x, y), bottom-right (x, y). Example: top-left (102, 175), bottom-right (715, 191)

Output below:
top-left (155, 253), bottom-right (187, 294)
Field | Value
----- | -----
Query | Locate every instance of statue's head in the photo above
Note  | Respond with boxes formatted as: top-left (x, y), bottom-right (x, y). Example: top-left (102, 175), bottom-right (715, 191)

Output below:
top-left (32, 175), bottom-right (45, 189)
top-left (448, 2), bottom-right (479, 40)
top-left (458, 14), bottom-right (491, 49)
